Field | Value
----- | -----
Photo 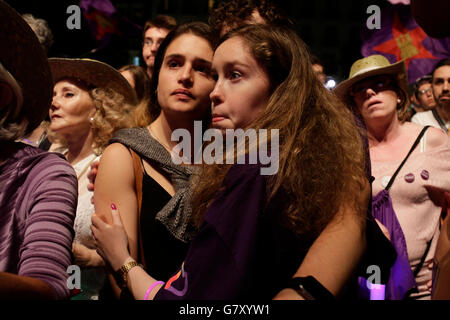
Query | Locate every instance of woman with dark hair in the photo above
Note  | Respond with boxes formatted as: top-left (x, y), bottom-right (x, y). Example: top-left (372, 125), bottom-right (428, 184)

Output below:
top-left (335, 55), bottom-right (450, 300)
top-left (93, 22), bottom-right (216, 298)
top-left (119, 65), bottom-right (152, 127)
top-left (92, 25), bottom-right (384, 300)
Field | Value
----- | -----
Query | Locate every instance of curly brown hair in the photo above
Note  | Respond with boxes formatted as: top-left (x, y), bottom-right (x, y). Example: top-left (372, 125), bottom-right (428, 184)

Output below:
top-left (209, 0), bottom-right (294, 36)
top-left (192, 25), bottom-right (367, 242)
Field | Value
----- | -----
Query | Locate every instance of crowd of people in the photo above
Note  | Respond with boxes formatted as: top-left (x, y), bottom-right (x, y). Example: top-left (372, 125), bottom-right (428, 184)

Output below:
top-left (0, 0), bottom-right (449, 301)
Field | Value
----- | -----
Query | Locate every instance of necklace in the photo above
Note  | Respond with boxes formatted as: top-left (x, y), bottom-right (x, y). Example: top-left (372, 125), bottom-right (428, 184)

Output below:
top-left (148, 126), bottom-right (173, 152)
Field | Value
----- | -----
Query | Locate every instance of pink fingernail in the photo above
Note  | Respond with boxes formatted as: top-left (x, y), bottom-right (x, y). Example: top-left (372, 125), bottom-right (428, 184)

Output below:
top-left (111, 203), bottom-right (117, 210)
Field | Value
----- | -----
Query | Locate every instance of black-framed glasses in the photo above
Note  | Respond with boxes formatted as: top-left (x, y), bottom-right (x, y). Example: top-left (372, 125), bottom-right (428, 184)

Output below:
top-left (350, 75), bottom-right (393, 97)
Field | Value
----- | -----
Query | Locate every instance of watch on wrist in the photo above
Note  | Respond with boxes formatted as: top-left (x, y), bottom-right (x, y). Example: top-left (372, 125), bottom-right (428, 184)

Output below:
top-left (114, 260), bottom-right (142, 289)
top-left (285, 276), bottom-right (335, 300)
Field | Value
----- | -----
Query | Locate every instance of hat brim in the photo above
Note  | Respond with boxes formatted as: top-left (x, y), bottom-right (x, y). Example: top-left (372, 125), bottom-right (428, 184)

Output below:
top-left (334, 60), bottom-right (409, 107)
top-left (0, 1), bottom-right (53, 136)
top-left (48, 58), bottom-right (138, 105)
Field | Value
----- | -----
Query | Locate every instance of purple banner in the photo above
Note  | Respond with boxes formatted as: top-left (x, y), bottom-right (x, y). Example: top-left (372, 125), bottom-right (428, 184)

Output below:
top-left (361, 4), bottom-right (450, 84)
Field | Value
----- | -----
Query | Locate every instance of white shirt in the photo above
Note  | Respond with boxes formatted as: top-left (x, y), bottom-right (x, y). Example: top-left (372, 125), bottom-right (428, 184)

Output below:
top-left (411, 110), bottom-right (450, 132)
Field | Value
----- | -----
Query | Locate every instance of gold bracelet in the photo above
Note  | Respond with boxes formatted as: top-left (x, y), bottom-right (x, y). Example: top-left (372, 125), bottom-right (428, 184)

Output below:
top-left (114, 260), bottom-right (142, 289)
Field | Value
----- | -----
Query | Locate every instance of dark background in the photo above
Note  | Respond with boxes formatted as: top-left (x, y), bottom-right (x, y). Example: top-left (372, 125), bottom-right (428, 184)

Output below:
top-left (6, 0), bottom-right (390, 81)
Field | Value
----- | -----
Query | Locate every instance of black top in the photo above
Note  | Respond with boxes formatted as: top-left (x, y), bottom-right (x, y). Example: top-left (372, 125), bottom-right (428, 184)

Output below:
top-left (140, 164), bottom-right (190, 280)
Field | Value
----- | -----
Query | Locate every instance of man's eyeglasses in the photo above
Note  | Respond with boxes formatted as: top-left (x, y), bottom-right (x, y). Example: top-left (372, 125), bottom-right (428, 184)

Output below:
top-left (350, 76), bottom-right (393, 97)
top-left (142, 39), bottom-right (163, 47)
top-left (418, 87), bottom-right (432, 96)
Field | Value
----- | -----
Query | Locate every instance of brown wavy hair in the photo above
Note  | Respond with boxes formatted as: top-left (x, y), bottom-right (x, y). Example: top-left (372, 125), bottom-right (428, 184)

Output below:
top-left (192, 25), bottom-right (367, 241)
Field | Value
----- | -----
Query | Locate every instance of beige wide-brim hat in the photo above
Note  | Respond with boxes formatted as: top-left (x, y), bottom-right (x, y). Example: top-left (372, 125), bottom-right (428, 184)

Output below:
top-left (334, 55), bottom-right (409, 106)
top-left (48, 58), bottom-right (138, 105)
top-left (0, 0), bottom-right (53, 136)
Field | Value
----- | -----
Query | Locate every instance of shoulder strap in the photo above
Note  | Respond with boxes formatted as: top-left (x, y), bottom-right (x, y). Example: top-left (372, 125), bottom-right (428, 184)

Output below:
top-left (385, 126), bottom-right (430, 190)
top-left (129, 148), bottom-right (147, 269)
top-left (413, 238), bottom-right (432, 278)
top-left (432, 109), bottom-right (449, 133)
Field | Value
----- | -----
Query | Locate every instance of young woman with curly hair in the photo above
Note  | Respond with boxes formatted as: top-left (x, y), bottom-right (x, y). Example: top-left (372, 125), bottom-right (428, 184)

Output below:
top-left (92, 25), bottom-right (397, 300)
top-left (48, 58), bottom-right (137, 299)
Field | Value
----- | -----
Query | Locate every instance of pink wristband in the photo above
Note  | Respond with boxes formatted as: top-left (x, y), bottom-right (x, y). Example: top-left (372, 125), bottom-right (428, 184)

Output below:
top-left (144, 281), bottom-right (165, 300)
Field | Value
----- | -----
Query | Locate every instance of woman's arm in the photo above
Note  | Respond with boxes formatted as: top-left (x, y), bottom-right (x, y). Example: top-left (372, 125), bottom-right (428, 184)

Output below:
top-left (0, 273), bottom-right (55, 300)
top-left (274, 178), bottom-right (370, 300)
top-left (72, 243), bottom-right (105, 268)
top-left (0, 155), bottom-right (78, 300)
top-left (94, 143), bottom-right (140, 297)
top-left (92, 207), bottom-right (162, 300)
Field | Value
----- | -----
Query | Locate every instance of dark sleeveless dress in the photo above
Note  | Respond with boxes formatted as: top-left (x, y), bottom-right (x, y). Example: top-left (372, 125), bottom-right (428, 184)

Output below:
top-left (139, 165), bottom-right (190, 280)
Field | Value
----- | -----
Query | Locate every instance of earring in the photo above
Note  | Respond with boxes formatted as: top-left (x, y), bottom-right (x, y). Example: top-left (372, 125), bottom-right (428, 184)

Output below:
top-left (397, 99), bottom-right (401, 104)
top-left (90, 117), bottom-right (94, 122)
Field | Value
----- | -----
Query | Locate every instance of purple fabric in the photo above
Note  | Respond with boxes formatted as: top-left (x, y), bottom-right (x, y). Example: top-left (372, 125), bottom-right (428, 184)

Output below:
top-left (372, 189), bottom-right (417, 300)
top-left (361, 4), bottom-right (450, 84)
top-left (0, 143), bottom-right (78, 299)
top-left (155, 164), bottom-right (308, 300)
top-left (80, 0), bottom-right (142, 49)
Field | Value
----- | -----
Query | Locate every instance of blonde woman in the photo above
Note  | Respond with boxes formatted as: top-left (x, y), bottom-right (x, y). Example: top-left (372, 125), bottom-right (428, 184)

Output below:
top-left (48, 58), bottom-right (137, 299)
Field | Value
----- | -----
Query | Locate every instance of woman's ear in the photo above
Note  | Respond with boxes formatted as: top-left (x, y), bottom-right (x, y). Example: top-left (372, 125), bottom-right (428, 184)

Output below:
top-left (0, 81), bottom-right (14, 110)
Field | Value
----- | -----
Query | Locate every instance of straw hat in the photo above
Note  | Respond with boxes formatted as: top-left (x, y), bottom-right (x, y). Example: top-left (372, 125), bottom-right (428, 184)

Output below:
top-left (334, 55), bottom-right (409, 106)
top-left (0, 1), bottom-right (53, 136)
top-left (48, 58), bottom-right (138, 105)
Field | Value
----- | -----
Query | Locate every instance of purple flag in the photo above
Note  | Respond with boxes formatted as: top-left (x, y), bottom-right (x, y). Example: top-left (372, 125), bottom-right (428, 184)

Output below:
top-left (361, 4), bottom-right (450, 84)
top-left (79, 0), bottom-right (142, 51)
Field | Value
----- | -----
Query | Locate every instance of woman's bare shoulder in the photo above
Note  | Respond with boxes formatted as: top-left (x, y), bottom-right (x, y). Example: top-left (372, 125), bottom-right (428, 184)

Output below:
top-left (403, 122), bottom-right (448, 150)
top-left (425, 127), bottom-right (449, 150)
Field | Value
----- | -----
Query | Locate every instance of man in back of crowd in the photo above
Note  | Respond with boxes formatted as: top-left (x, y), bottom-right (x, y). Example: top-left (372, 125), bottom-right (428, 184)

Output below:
top-left (142, 15), bottom-right (177, 79)
top-left (411, 75), bottom-right (436, 113)
top-left (412, 59), bottom-right (450, 133)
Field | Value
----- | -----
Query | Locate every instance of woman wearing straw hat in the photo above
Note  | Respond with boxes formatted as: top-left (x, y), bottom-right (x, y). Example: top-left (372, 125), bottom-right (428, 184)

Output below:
top-left (0, 2), bottom-right (78, 300)
top-left (47, 58), bottom-right (137, 300)
top-left (335, 55), bottom-right (450, 300)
